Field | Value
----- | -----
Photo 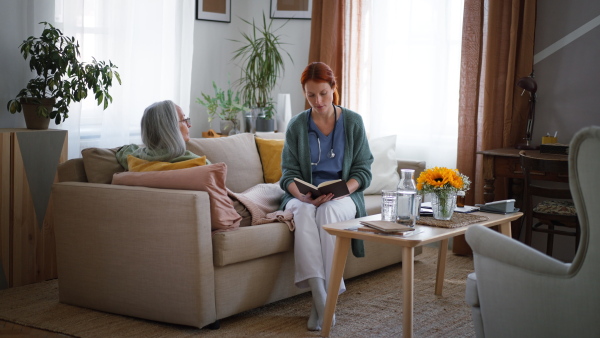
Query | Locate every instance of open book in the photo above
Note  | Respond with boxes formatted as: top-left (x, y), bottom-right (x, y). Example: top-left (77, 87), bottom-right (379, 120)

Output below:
top-left (294, 178), bottom-right (350, 199)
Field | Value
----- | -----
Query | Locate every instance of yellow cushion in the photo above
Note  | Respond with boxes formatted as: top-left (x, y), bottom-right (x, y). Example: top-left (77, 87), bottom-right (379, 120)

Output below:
top-left (255, 137), bottom-right (284, 183)
top-left (127, 155), bottom-right (207, 172)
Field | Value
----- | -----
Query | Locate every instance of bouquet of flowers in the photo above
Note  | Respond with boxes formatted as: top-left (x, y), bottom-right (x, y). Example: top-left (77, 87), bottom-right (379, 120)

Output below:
top-left (416, 167), bottom-right (471, 220)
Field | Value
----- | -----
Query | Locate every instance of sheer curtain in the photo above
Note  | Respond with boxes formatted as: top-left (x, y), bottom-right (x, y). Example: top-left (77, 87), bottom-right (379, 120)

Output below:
top-left (53, 0), bottom-right (194, 159)
top-left (349, 0), bottom-right (464, 168)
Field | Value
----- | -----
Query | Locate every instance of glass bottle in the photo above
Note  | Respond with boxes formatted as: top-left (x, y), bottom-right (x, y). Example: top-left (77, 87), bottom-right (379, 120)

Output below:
top-left (456, 190), bottom-right (466, 207)
top-left (396, 169), bottom-right (417, 226)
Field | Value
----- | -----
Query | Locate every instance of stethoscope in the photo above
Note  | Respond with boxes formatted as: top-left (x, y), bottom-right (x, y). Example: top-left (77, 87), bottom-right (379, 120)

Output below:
top-left (308, 103), bottom-right (337, 166)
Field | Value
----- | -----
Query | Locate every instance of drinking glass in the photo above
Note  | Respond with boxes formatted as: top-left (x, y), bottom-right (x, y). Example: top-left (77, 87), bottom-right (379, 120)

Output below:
top-left (381, 190), bottom-right (397, 222)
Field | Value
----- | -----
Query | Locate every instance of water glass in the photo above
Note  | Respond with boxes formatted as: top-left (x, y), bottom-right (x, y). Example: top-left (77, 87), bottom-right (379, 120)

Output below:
top-left (413, 194), bottom-right (423, 221)
top-left (381, 190), bottom-right (397, 222)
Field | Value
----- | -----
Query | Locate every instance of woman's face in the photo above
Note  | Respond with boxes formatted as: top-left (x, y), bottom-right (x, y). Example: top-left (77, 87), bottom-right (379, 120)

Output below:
top-left (176, 105), bottom-right (191, 142)
top-left (304, 80), bottom-right (334, 115)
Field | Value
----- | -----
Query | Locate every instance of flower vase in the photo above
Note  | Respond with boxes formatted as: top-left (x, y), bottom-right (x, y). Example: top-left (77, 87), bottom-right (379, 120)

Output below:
top-left (430, 192), bottom-right (457, 220)
top-left (228, 119), bottom-right (241, 135)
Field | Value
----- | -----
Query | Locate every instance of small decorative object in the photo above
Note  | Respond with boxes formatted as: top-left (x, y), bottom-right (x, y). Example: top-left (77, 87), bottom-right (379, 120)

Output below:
top-left (196, 0), bottom-right (231, 23)
top-left (197, 81), bottom-right (247, 136)
top-left (6, 22), bottom-right (121, 129)
top-left (275, 93), bottom-right (292, 132)
top-left (417, 167), bottom-right (471, 220)
top-left (231, 12), bottom-right (293, 132)
top-left (396, 169), bottom-right (418, 226)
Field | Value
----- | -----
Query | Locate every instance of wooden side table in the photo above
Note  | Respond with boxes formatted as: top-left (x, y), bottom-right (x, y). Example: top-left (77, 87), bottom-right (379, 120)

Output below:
top-left (320, 212), bottom-right (522, 338)
top-left (0, 128), bottom-right (67, 289)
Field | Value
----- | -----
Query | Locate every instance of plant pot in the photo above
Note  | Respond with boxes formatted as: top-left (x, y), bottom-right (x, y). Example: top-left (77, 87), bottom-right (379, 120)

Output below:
top-left (256, 117), bottom-right (275, 132)
top-left (20, 98), bottom-right (55, 130)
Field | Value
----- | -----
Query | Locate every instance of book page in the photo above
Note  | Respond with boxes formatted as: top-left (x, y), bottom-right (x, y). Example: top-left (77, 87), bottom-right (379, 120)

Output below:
top-left (317, 179), bottom-right (342, 188)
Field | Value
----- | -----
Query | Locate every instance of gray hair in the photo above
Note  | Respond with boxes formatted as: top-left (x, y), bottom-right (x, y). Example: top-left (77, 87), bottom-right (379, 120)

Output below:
top-left (140, 100), bottom-right (186, 161)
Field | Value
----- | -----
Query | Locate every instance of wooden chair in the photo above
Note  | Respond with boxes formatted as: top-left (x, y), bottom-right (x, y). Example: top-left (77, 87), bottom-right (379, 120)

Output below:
top-left (519, 151), bottom-right (580, 256)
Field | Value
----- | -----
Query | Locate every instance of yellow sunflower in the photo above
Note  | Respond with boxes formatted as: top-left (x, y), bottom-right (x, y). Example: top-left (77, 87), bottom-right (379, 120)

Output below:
top-left (417, 167), bottom-right (469, 194)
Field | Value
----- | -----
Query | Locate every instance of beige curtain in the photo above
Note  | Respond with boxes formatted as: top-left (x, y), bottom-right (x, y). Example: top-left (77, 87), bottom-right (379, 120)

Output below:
top-left (457, 0), bottom-right (537, 206)
top-left (308, 0), bottom-right (346, 107)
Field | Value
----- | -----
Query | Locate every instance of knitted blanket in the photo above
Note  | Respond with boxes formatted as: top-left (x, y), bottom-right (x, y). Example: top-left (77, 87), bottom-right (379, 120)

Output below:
top-left (227, 183), bottom-right (295, 231)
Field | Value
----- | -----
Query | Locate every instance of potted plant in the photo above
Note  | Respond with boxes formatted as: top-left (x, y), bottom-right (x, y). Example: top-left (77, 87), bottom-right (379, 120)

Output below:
top-left (231, 13), bottom-right (292, 132)
top-left (197, 81), bottom-right (248, 135)
top-left (6, 22), bottom-right (121, 129)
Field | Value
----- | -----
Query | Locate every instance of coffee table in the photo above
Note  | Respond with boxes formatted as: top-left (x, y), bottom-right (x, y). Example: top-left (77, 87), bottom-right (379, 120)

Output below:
top-left (320, 211), bottom-right (523, 338)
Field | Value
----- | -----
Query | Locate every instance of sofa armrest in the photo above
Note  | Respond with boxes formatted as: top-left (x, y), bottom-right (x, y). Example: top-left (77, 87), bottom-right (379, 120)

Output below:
top-left (57, 158), bottom-right (88, 182)
top-left (466, 224), bottom-right (569, 275)
top-left (52, 182), bottom-right (216, 328)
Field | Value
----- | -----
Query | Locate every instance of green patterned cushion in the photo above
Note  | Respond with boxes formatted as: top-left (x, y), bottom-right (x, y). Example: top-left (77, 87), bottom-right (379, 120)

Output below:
top-left (533, 200), bottom-right (577, 215)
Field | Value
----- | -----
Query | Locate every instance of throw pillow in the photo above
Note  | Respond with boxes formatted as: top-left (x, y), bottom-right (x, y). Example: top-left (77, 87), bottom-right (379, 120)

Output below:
top-left (127, 155), bottom-right (207, 172)
top-left (111, 162), bottom-right (241, 231)
top-left (81, 147), bottom-right (125, 184)
top-left (186, 133), bottom-right (264, 193)
top-left (364, 135), bottom-right (400, 195)
top-left (255, 137), bottom-right (285, 183)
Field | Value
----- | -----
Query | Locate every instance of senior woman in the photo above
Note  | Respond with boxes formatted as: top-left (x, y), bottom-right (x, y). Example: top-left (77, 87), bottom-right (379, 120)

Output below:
top-left (116, 100), bottom-right (201, 169)
top-left (279, 62), bottom-right (373, 331)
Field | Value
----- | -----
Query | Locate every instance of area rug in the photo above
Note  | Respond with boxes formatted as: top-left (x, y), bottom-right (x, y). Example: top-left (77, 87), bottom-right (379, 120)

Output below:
top-left (0, 246), bottom-right (475, 337)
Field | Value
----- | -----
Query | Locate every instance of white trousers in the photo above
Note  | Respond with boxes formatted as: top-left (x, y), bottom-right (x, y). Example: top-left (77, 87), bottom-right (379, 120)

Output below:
top-left (286, 197), bottom-right (357, 294)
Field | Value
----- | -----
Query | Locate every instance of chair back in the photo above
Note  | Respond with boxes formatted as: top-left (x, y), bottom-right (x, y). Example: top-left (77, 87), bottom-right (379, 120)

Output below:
top-left (568, 126), bottom-right (600, 275)
top-left (519, 151), bottom-right (571, 201)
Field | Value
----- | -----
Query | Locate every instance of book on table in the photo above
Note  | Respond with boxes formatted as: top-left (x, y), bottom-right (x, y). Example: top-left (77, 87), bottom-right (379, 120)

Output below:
top-left (359, 220), bottom-right (415, 233)
top-left (293, 178), bottom-right (350, 198)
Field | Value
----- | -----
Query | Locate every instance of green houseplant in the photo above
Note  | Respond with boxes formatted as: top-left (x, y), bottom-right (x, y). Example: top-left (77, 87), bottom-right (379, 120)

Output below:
top-left (6, 22), bottom-right (121, 129)
top-left (231, 13), bottom-right (292, 131)
top-left (197, 81), bottom-right (248, 135)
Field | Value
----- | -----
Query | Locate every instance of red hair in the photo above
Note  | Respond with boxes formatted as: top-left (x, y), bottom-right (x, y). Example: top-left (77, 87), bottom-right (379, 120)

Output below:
top-left (300, 62), bottom-right (339, 105)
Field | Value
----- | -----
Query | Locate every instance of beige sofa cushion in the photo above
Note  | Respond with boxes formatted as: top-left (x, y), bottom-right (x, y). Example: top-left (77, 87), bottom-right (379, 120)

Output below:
top-left (81, 147), bottom-right (125, 183)
top-left (186, 133), bottom-right (264, 193)
top-left (212, 222), bottom-right (293, 267)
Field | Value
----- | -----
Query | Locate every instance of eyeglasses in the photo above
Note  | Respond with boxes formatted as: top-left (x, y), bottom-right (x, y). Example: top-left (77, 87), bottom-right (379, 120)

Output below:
top-left (179, 117), bottom-right (191, 127)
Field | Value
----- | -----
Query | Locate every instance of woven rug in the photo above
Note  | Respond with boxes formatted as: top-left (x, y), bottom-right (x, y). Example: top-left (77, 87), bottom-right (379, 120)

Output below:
top-left (417, 213), bottom-right (489, 228)
top-left (0, 246), bottom-right (475, 337)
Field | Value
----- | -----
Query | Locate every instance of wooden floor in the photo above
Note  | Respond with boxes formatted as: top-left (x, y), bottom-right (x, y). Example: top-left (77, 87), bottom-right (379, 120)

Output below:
top-left (0, 320), bottom-right (73, 337)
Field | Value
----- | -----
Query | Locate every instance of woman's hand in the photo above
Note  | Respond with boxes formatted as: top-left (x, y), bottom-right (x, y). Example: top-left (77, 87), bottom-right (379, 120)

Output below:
top-left (301, 192), bottom-right (334, 207)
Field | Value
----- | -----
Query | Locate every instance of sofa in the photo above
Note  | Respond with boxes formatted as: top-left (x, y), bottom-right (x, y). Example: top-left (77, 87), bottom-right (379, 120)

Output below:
top-left (52, 132), bottom-right (425, 329)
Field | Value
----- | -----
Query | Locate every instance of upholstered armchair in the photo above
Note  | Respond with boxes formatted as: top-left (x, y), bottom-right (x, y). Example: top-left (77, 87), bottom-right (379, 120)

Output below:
top-left (465, 126), bottom-right (600, 337)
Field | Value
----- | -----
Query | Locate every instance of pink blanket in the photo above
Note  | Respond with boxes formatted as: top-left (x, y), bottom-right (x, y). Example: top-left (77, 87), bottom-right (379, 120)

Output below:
top-left (227, 184), bottom-right (295, 231)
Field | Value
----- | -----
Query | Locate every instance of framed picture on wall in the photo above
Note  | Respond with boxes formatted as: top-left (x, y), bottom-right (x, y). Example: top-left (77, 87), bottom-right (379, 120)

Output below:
top-left (196, 0), bottom-right (231, 22)
top-left (270, 0), bottom-right (312, 19)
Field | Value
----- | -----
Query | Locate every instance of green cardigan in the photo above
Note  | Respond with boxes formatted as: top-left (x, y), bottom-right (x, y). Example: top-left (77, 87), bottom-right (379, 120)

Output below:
top-left (279, 107), bottom-right (374, 256)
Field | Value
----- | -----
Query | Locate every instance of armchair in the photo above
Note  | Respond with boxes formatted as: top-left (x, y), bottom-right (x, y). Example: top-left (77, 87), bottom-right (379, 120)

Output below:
top-left (465, 126), bottom-right (600, 337)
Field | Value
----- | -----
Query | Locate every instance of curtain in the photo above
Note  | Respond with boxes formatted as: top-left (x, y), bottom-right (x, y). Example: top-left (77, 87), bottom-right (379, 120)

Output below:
top-left (308, 0), bottom-right (346, 107)
top-left (53, 0), bottom-right (195, 159)
top-left (453, 0), bottom-right (536, 255)
top-left (457, 0), bottom-right (537, 206)
top-left (342, 1), bottom-right (465, 169)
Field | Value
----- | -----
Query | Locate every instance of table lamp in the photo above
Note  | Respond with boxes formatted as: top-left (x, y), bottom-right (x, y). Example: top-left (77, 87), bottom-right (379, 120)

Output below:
top-left (515, 73), bottom-right (539, 150)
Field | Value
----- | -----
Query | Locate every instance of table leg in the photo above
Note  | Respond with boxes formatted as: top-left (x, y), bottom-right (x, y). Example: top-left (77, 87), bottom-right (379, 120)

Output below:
top-left (402, 246), bottom-right (414, 338)
top-left (435, 239), bottom-right (449, 296)
top-left (321, 237), bottom-right (351, 337)
top-left (498, 221), bottom-right (512, 237)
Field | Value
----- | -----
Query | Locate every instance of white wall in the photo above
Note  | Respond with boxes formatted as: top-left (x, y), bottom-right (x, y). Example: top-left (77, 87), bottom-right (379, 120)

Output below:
top-left (188, 0), bottom-right (311, 138)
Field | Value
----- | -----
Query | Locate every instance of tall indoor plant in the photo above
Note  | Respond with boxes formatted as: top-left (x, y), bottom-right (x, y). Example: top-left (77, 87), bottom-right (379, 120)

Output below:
top-left (231, 13), bottom-right (292, 132)
top-left (6, 22), bottom-right (121, 129)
